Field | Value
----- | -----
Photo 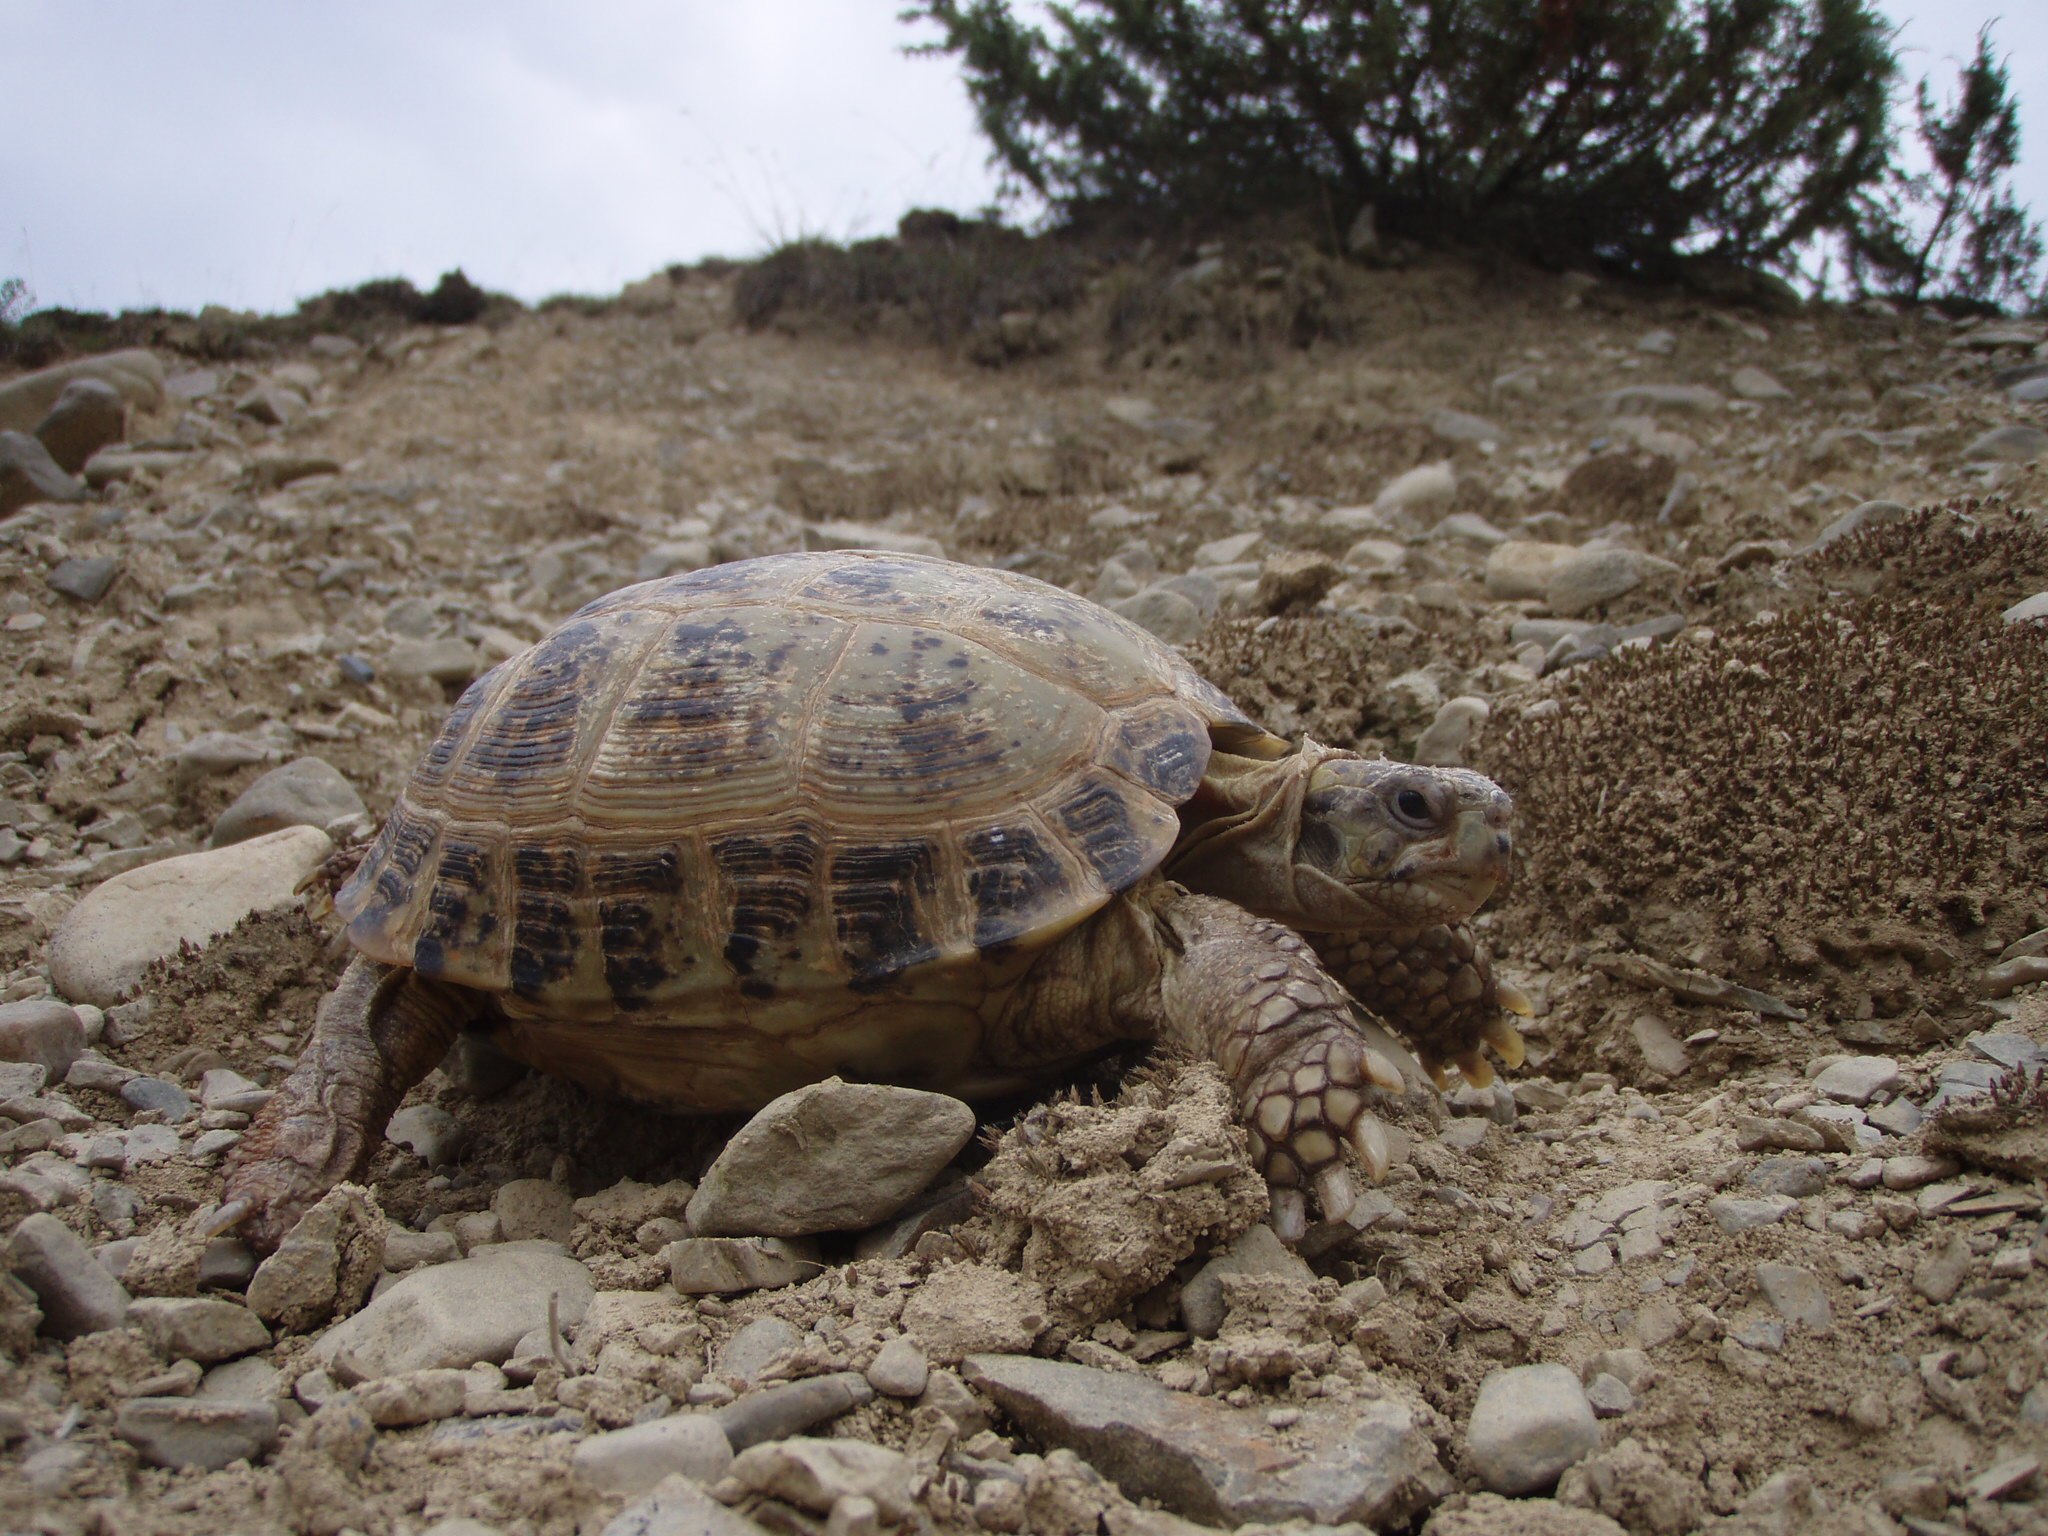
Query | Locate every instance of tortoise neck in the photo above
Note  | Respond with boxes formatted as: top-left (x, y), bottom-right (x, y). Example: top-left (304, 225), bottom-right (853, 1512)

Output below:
top-left (1166, 739), bottom-right (1353, 922)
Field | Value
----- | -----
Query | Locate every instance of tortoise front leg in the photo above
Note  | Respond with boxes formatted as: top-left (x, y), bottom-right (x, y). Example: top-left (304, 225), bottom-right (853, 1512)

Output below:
top-left (1310, 923), bottom-right (1529, 1088)
top-left (1149, 891), bottom-right (1424, 1241)
top-left (222, 957), bottom-right (479, 1253)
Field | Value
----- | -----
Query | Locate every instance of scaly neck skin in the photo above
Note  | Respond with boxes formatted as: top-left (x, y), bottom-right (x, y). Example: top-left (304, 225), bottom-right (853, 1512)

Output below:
top-left (1165, 741), bottom-right (1347, 923)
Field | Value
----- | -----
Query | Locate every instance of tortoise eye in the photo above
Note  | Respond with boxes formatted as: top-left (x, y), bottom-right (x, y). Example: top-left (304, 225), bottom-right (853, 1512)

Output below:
top-left (1394, 788), bottom-right (1432, 825)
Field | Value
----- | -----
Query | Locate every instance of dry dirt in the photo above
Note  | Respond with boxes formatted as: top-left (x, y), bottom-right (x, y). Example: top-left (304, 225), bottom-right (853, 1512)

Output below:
top-left (0, 244), bottom-right (2045, 1536)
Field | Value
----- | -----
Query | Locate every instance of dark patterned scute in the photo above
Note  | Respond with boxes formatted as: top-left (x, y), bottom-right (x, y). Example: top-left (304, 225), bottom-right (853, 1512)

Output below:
top-left (337, 552), bottom-right (1270, 1017)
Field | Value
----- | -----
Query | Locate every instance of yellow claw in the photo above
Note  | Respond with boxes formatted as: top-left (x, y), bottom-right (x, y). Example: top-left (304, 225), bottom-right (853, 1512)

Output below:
top-left (1457, 1051), bottom-right (1496, 1088)
top-left (1349, 1116), bottom-right (1392, 1182)
top-left (1483, 1015), bottom-right (1527, 1069)
top-left (1363, 1048), bottom-right (1407, 1094)
top-left (1427, 1061), bottom-right (1454, 1091)
top-left (1497, 980), bottom-right (1535, 1017)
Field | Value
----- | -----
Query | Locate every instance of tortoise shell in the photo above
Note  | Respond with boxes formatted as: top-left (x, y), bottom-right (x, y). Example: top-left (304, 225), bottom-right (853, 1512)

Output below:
top-left (338, 552), bottom-right (1273, 1032)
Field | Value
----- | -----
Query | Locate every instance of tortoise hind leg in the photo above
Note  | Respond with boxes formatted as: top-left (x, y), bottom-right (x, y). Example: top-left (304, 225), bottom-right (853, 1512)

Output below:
top-left (222, 957), bottom-right (480, 1253)
top-left (1148, 890), bottom-right (1419, 1241)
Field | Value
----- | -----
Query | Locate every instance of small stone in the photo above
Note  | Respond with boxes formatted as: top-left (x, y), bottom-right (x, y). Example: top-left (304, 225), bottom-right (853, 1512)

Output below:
top-left (1912, 1236), bottom-right (1973, 1304)
top-left (1546, 547), bottom-right (1677, 618)
top-left (1882, 1154), bottom-right (1960, 1190)
top-left (865, 1336), bottom-right (929, 1399)
top-left (1466, 1363), bottom-right (1600, 1495)
top-left (1180, 1223), bottom-right (1311, 1338)
top-left (686, 1078), bottom-right (975, 1237)
top-left (0, 1000), bottom-right (86, 1081)
top-left (575, 1414), bottom-right (735, 1498)
top-left (47, 827), bottom-right (333, 1006)
top-left (387, 1104), bottom-right (464, 1167)
top-left (1426, 408), bottom-right (1508, 446)
top-left (1110, 587), bottom-right (1204, 645)
top-left (1728, 366), bottom-right (1792, 401)
top-left (1374, 462), bottom-right (1457, 517)
top-left (45, 556), bottom-right (122, 605)
top-left (597, 1473), bottom-right (766, 1536)
top-left (719, 1317), bottom-right (803, 1384)
top-left (1754, 1264), bottom-right (1831, 1333)
top-left (1747, 1157), bottom-right (1828, 1198)
top-left (384, 1229), bottom-right (461, 1271)
top-left (9, 1211), bottom-right (132, 1337)
top-left (246, 1183), bottom-right (386, 1333)
top-left (1812, 1055), bottom-right (1902, 1105)
top-left (120, 1075), bottom-right (193, 1122)
top-left (32, 378), bottom-right (128, 473)
top-left (1963, 1456), bottom-right (2041, 1503)
top-left (386, 638), bottom-right (481, 684)
top-left (493, 1179), bottom-right (575, 1244)
top-left (716, 1373), bottom-right (876, 1452)
top-left (666, 1236), bottom-right (821, 1294)
top-left (354, 1368), bottom-right (470, 1426)
top-left (1706, 1195), bottom-right (1796, 1233)
top-left (209, 758), bottom-right (366, 848)
top-left (1583, 1373), bottom-right (1634, 1417)
top-left (729, 1437), bottom-right (916, 1523)
top-left (116, 1397), bottom-right (278, 1470)
top-left (126, 1297), bottom-right (271, 1362)
top-left (1961, 424), bottom-right (2048, 463)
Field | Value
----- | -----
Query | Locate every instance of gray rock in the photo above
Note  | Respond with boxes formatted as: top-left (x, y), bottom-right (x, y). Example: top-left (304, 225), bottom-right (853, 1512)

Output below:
top-left (1912, 1235), bottom-right (1973, 1304)
top-left (0, 430), bottom-right (87, 515)
top-left (126, 1297), bottom-right (271, 1362)
top-left (686, 1078), bottom-right (975, 1237)
top-left (1465, 1363), bottom-right (1600, 1495)
top-left (1426, 408), bottom-right (1508, 446)
top-left (1746, 1157), bottom-right (1827, 1197)
top-left (34, 378), bottom-right (127, 473)
top-left (965, 1353), bottom-right (1449, 1528)
top-left (1728, 366), bottom-right (1792, 401)
top-left (715, 1372), bottom-right (875, 1452)
top-left (0, 1000), bottom-right (86, 1081)
top-left (1584, 1374), bottom-right (1635, 1417)
top-left (1706, 1194), bottom-right (1796, 1233)
top-left (47, 827), bottom-right (333, 1005)
top-left (316, 1241), bottom-right (594, 1378)
top-left (1485, 541), bottom-right (1578, 600)
top-left (1961, 424), bottom-right (2048, 463)
top-left (1754, 1263), bottom-right (1831, 1333)
top-left (387, 1104), bottom-right (464, 1167)
top-left (493, 1179), bottom-right (574, 1244)
top-left (234, 383), bottom-right (306, 427)
top-left (2002, 592), bottom-right (2048, 624)
top-left (116, 1397), bottom-right (279, 1470)
top-left (210, 758), bottom-right (366, 848)
top-left (599, 1473), bottom-right (771, 1536)
top-left (1180, 1223), bottom-right (1311, 1338)
top-left (386, 638), bottom-right (480, 684)
top-left (1574, 384), bottom-right (1725, 416)
top-left (384, 1229), bottom-right (461, 1271)
top-left (865, 1336), bottom-right (929, 1398)
top-left (354, 1368), bottom-right (470, 1426)
top-left (9, 1211), bottom-right (132, 1337)
top-left (1546, 547), bottom-right (1677, 618)
top-left (1111, 586), bottom-right (1205, 645)
top-left (1374, 462), bottom-right (1457, 516)
top-left (198, 1356), bottom-right (285, 1402)
top-left (246, 1183), bottom-right (386, 1332)
top-left (45, 556), bottom-right (121, 604)
top-left (575, 1414), bottom-right (734, 1498)
top-left (0, 350), bottom-right (164, 433)
top-left (1807, 499), bottom-right (1910, 551)
top-left (728, 1437), bottom-right (916, 1522)
top-left (717, 1317), bottom-right (802, 1384)
top-left (1812, 1055), bottom-right (1901, 1105)
top-left (120, 1076), bottom-right (192, 1122)
top-left (1429, 512), bottom-right (1509, 546)
top-left (665, 1236), bottom-right (820, 1294)
top-left (2010, 376), bottom-right (2048, 404)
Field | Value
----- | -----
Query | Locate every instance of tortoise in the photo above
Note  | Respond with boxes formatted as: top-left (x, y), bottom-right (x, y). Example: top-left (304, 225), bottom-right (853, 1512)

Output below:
top-left (223, 551), bottom-right (1523, 1251)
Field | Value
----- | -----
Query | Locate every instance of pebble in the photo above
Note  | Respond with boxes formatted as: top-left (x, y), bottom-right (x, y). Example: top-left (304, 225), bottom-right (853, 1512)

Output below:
top-left (1465, 1363), bottom-right (1600, 1495)
top-left (317, 1241), bottom-right (594, 1378)
top-left (1706, 1194), bottom-right (1796, 1233)
top-left (1747, 1156), bottom-right (1828, 1198)
top-left (574, 1414), bottom-right (735, 1497)
top-left (385, 638), bottom-right (481, 683)
top-left (246, 1183), bottom-right (386, 1332)
top-left (599, 1473), bottom-right (768, 1536)
top-left (1546, 546), bottom-right (1677, 617)
top-left (718, 1317), bottom-right (803, 1384)
top-left (493, 1178), bottom-right (575, 1243)
top-left (729, 1437), bottom-right (917, 1524)
top-left (715, 1372), bottom-right (876, 1452)
top-left (127, 1297), bottom-right (271, 1362)
top-left (387, 1103), bottom-right (464, 1166)
top-left (0, 999), bottom-right (87, 1080)
top-left (2003, 592), bottom-right (2048, 624)
top-left (1180, 1222), bottom-right (1312, 1338)
top-left (120, 1076), bottom-right (193, 1121)
top-left (966, 1353), bottom-right (1449, 1527)
top-left (666, 1236), bottom-right (821, 1294)
top-left (45, 556), bottom-right (122, 604)
top-left (1374, 461), bottom-right (1457, 516)
top-left (354, 1368), bottom-right (471, 1427)
top-left (46, 827), bottom-right (334, 1006)
top-left (1882, 1154), bottom-right (1960, 1191)
top-left (685, 1078), bottom-right (975, 1237)
top-left (115, 1397), bottom-right (279, 1470)
top-left (1484, 540), bottom-right (1577, 600)
top-left (1427, 408), bottom-right (1508, 446)
top-left (1728, 366), bottom-right (1792, 400)
top-left (9, 1211), bottom-right (133, 1337)
top-left (209, 757), bottom-right (366, 847)
top-left (1960, 424), bottom-right (2048, 462)
top-left (864, 1336), bottom-right (930, 1399)
top-left (1584, 1373), bottom-right (1635, 1417)
top-left (1754, 1263), bottom-right (1831, 1333)
top-left (1110, 586), bottom-right (1204, 645)
top-left (1812, 1055), bottom-right (1901, 1105)
top-left (1912, 1236), bottom-right (1973, 1304)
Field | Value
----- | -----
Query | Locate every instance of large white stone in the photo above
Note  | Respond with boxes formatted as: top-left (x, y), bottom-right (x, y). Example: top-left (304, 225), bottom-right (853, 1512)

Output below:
top-left (1465, 1363), bottom-right (1599, 1494)
top-left (47, 827), bottom-right (332, 1005)
top-left (316, 1241), bottom-right (594, 1379)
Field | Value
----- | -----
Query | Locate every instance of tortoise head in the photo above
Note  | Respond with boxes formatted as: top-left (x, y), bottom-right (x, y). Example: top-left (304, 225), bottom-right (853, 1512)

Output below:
top-left (1289, 758), bottom-right (1513, 930)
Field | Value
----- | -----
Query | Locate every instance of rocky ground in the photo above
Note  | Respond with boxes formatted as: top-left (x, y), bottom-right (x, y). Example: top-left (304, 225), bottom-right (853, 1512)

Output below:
top-left (0, 241), bottom-right (2044, 1536)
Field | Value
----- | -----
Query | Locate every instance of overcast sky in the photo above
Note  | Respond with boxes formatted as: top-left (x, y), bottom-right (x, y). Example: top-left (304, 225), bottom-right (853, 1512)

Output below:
top-left (3, 3), bottom-right (2044, 316)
